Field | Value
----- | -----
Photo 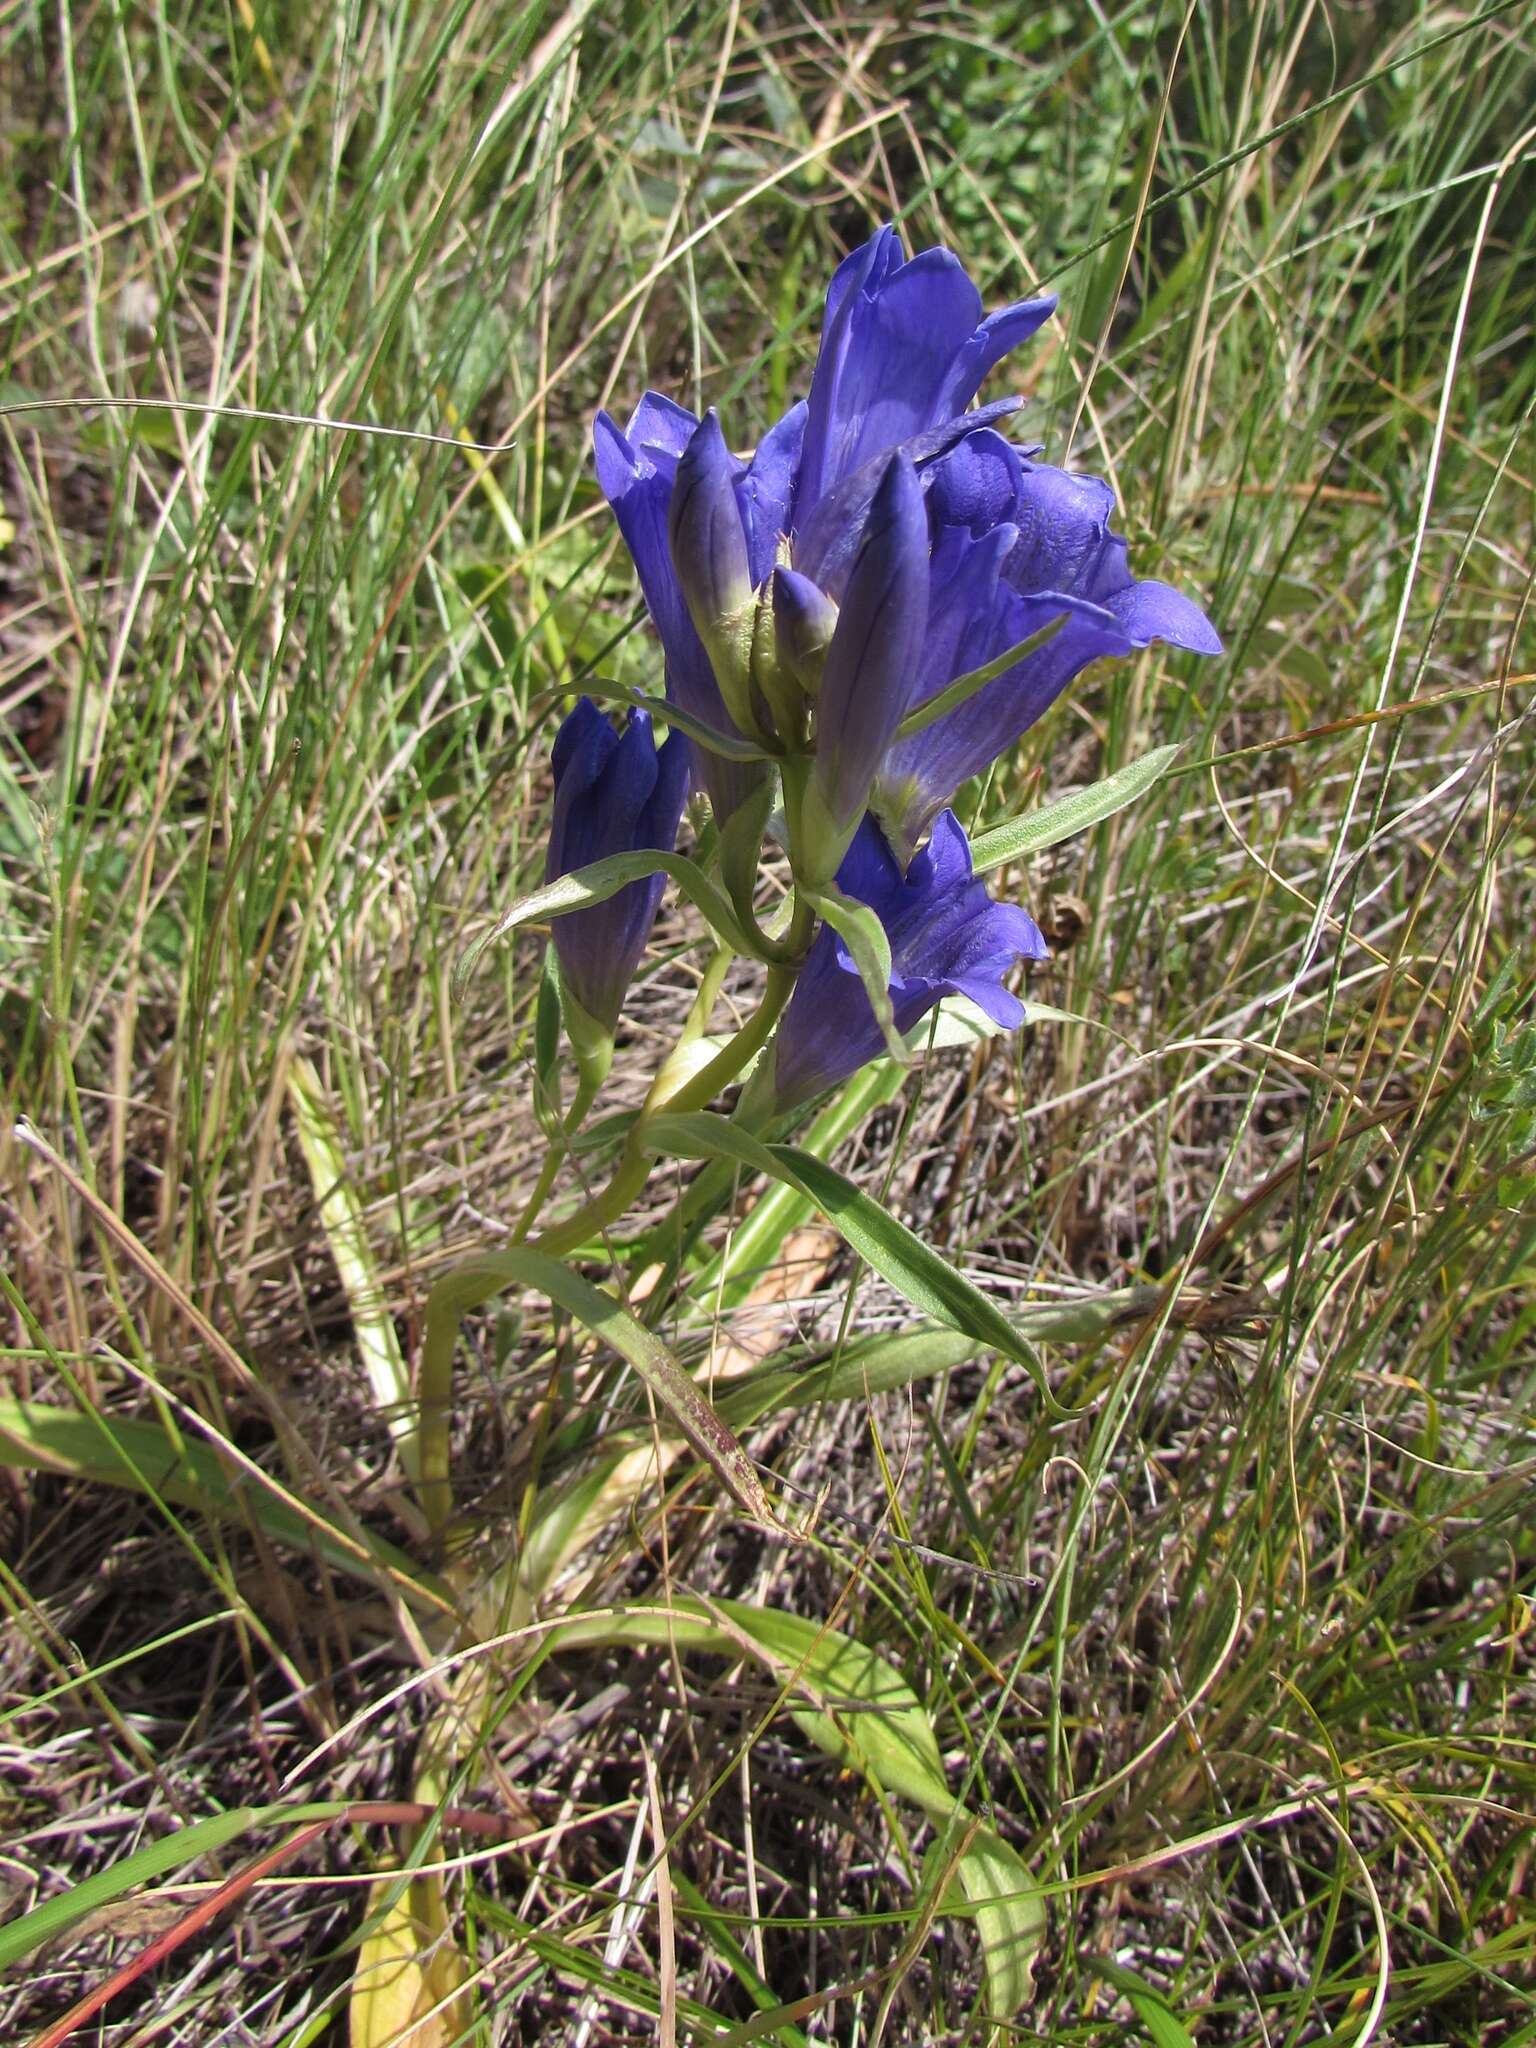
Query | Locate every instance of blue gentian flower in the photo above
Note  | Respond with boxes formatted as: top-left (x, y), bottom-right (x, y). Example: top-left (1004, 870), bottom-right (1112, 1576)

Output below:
top-left (545, 697), bottom-right (690, 1037)
top-left (771, 809), bottom-right (1046, 1109)
top-left (593, 226), bottom-right (1055, 830)
top-left (795, 224), bottom-right (1056, 514)
top-left (875, 433), bottom-right (1224, 859)
top-left (593, 223), bottom-right (1220, 867)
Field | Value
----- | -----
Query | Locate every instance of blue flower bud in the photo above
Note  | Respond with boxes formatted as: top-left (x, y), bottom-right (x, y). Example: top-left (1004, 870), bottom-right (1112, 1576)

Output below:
top-left (771, 567), bottom-right (838, 693)
top-left (545, 698), bottom-right (690, 1042)
top-left (668, 411), bottom-right (757, 734)
top-left (813, 450), bottom-right (929, 833)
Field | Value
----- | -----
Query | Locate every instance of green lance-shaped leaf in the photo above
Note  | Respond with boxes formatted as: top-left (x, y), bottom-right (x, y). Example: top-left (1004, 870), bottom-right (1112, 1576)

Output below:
top-left (0, 1397), bottom-right (450, 1612)
top-left (640, 1114), bottom-right (1071, 1413)
top-left (536, 676), bottom-right (773, 763)
top-left (969, 742), bottom-right (1183, 874)
top-left (891, 612), bottom-right (1067, 742)
top-left (419, 1249), bottom-right (784, 1533)
top-left (1085, 1960), bottom-right (1201, 2047)
top-left (0, 1804), bottom-right (285, 1969)
top-left (453, 847), bottom-right (767, 995)
top-left (693, 1059), bottom-right (907, 1309)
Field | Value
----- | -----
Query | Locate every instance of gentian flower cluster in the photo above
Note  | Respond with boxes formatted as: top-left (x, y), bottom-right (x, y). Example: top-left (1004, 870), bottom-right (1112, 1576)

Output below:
top-left (542, 225), bottom-right (1221, 1113)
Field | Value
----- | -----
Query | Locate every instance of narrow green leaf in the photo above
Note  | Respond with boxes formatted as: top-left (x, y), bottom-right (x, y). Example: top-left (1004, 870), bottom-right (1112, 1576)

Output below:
top-left (719, 1288), bottom-right (1153, 1428)
top-left (454, 848), bottom-right (762, 996)
top-left (1087, 1960), bottom-right (1200, 2047)
top-left (534, 947), bottom-right (564, 1130)
top-left (695, 1060), bottom-right (907, 1307)
top-left (641, 1114), bottom-right (1069, 1411)
top-left (970, 744), bottom-right (1182, 874)
top-left (288, 1058), bottom-right (418, 1485)
top-left (421, 1249), bottom-right (783, 1529)
top-left (560, 676), bottom-right (771, 761)
top-left (893, 614), bottom-right (1067, 741)
top-left (0, 1804), bottom-right (274, 1968)
top-left (669, 1870), bottom-right (813, 2048)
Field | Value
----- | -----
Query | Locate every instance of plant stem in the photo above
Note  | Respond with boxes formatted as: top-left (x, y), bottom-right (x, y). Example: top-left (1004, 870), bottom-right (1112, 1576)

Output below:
top-left (532, 915), bottom-right (810, 1259)
top-left (509, 1069), bottom-right (601, 1243)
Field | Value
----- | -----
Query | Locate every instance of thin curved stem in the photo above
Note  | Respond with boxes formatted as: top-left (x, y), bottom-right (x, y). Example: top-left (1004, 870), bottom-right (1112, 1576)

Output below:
top-left (509, 1069), bottom-right (602, 1244)
top-left (531, 923), bottom-right (808, 1260)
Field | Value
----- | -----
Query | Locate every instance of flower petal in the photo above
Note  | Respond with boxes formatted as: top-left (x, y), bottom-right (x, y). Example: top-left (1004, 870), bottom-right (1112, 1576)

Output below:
top-left (876, 588), bottom-right (1133, 861)
top-left (933, 293), bottom-right (1057, 419)
top-left (794, 397), bottom-right (1021, 595)
top-left (741, 400), bottom-right (806, 584)
top-left (815, 452), bottom-right (930, 829)
top-left (1102, 577), bottom-right (1225, 654)
top-left (803, 245), bottom-right (984, 500)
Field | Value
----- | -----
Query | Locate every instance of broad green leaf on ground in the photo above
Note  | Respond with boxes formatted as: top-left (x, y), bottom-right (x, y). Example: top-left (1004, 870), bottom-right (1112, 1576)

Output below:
top-left (932, 1828), bottom-right (1050, 2018)
top-left (349, 1868), bottom-right (476, 2048)
top-left (642, 1114), bottom-right (1066, 1408)
top-left (0, 1398), bottom-right (450, 1612)
top-left (969, 744), bottom-right (1182, 873)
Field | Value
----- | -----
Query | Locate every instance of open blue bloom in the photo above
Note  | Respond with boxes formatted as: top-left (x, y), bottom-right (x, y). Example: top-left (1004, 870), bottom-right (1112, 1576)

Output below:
top-left (771, 809), bottom-right (1046, 1109)
top-left (546, 698), bottom-right (690, 1036)
top-left (796, 224), bottom-right (1056, 518)
top-left (874, 433), bottom-right (1224, 859)
top-left (593, 226), bottom-right (1057, 829)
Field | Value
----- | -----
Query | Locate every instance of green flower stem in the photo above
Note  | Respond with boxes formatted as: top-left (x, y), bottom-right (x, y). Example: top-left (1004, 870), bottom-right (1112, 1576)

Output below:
top-left (532, 902), bottom-right (812, 1260)
top-left (527, 1141), bottom-right (655, 1260)
top-left (645, 964), bottom-right (792, 1119)
top-left (508, 1068), bottom-right (602, 1244)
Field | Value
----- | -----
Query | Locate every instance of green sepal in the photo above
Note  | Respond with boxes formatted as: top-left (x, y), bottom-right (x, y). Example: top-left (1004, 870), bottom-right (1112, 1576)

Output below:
top-left (533, 949), bottom-right (565, 1139)
top-left (718, 774), bottom-right (779, 943)
top-left (804, 883), bottom-right (908, 1066)
top-left (789, 767), bottom-right (859, 893)
top-left (560, 984), bottom-right (615, 1101)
